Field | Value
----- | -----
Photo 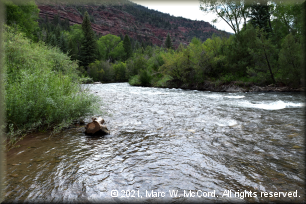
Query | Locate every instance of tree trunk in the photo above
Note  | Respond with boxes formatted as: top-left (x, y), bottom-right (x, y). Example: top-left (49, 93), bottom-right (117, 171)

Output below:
top-left (85, 117), bottom-right (110, 135)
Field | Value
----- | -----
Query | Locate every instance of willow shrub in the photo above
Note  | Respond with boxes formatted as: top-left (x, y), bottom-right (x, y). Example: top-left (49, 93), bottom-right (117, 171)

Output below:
top-left (4, 26), bottom-right (100, 139)
top-left (113, 62), bottom-right (127, 82)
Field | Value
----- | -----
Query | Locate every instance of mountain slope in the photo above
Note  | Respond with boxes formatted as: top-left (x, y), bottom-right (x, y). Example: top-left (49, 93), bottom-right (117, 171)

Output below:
top-left (36, 0), bottom-right (231, 47)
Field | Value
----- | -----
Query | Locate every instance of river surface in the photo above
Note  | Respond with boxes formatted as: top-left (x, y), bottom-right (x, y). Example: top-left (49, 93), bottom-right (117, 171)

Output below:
top-left (4, 83), bottom-right (305, 203)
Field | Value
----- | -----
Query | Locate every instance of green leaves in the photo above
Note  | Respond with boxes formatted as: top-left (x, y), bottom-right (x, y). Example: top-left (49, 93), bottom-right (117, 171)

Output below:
top-left (113, 62), bottom-right (127, 82)
top-left (5, 0), bottom-right (40, 41)
top-left (277, 33), bottom-right (302, 86)
top-left (88, 60), bottom-right (105, 82)
top-left (4, 25), bottom-right (100, 136)
top-left (97, 34), bottom-right (124, 62)
top-left (247, 28), bottom-right (278, 84)
top-left (199, 0), bottom-right (250, 34)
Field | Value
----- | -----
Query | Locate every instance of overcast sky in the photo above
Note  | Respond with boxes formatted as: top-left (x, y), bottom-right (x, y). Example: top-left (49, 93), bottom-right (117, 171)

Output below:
top-left (130, 0), bottom-right (234, 33)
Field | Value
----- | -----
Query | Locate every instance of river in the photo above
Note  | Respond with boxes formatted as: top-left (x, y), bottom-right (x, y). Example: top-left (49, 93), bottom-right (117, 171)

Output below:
top-left (4, 83), bottom-right (305, 203)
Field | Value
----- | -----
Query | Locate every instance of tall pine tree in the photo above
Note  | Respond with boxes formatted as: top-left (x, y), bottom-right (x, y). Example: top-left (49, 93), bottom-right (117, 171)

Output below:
top-left (79, 11), bottom-right (98, 68)
top-left (165, 33), bottom-right (172, 49)
top-left (123, 34), bottom-right (132, 61)
top-left (250, 2), bottom-right (273, 36)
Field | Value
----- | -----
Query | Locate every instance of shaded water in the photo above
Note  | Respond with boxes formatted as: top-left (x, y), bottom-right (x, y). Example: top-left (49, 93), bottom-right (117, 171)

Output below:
top-left (5, 83), bottom-right (305, 203)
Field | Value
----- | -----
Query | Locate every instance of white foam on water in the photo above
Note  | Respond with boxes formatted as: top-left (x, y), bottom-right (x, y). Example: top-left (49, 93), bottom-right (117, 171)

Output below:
top-left (206, 94), bottom-right (223, 98)
top-left (130, 91), bottom-right (140, 95)
top-left (239, 100), bottom-right (305, 110)
top-left (216, 119), bottom-right (238, 127)
top-left (146, 91), bottom-right (170, 95)
top-left (224, 96), bottom-right (245, 99)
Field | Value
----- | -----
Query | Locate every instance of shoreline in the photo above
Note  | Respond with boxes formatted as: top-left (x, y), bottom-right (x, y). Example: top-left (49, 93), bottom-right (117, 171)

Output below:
top-left (149, 81), bottom-right (305, 93)
top-left (91, 81), bottom-right (305, 93)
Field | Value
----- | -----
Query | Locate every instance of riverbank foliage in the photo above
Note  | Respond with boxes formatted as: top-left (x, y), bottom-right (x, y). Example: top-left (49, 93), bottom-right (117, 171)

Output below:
top-left (4, 25), bottom-right (100, 145)
top-left (31, 1), bottom-right (301, 89)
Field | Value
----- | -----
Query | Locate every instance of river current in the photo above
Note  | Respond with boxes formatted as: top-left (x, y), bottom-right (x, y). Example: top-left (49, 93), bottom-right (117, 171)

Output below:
top-left (5, 83), bottom-right (305, 203)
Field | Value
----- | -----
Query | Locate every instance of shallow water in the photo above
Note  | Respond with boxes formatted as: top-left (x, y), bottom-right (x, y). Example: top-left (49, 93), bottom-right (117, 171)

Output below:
top-left (5, 83), bottom-right (305, 203)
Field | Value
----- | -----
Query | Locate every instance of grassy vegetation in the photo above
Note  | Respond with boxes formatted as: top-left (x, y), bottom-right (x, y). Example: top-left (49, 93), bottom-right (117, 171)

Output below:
top-left (4, 26), bottom-right (100, 147)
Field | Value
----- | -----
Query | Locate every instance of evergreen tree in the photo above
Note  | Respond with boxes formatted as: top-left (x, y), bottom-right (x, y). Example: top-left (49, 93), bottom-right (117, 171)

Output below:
top-left (165, 33), bottom-right (173, 49)
top-left (79, 11), bottom-right (98, 68)
top-left (53, 14), bottom-right (59, 25)
top-left (250, 3), bottom-right (273, 36)
top-left (59, 33), bottom-right (68, 53)
top-left (123, 34), bottom-right (132, 60)
top-left (50, 34), bottom-right (57, 47)
top-left (45, 14), bottom-right (49, 24)
top-left (55, 24), bottom-right (61, 40)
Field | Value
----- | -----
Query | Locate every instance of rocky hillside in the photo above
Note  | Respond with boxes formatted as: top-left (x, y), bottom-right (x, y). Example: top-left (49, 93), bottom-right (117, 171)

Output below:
top-left (36, 0), bottom-right (231, 47)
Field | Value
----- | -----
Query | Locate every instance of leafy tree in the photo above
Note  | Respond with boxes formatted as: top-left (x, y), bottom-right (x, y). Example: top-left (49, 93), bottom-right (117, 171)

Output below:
top-left (79, 11), bottom-right (98, 68)
top-left (165, 33), bottom-right (173, 49)
top-left (199, 0), bottom-right (250, 34)
top-left (223, 24), bottom-right (256, 77)
top-left (249, 2), bottom-right (273, 35)
top-left (123, 34), bottom-right (132, 60)
top-left (271, 2), bottom-right (303, 36)
top-left (247, 28), bottom-right (278, 84)
top-left (110, 41), bottom-right (126, 61)
top-left (5, 0), bottom-right (40, 40)
top-left (277, 33), bottom-right (302, 86)
top-left (97, 34), bottom-right (123, 61)
top-left (160, 48), bottom-right (195, 84)
top-left (270, 2), bottom-right (303, 48)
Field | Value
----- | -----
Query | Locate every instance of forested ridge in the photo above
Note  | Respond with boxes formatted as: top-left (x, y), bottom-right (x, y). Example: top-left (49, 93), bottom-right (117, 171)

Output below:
top-left (33, 0), bottom-right (305, 90)
top-left (2, 0), bottom-right (305, 146)
top-left (36, 0), bottom-right (230, 48)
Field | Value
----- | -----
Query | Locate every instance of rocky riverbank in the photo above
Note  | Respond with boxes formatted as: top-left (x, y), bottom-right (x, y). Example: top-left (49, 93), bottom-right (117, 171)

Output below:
top-left (164, 80), bottom-right (305, 93)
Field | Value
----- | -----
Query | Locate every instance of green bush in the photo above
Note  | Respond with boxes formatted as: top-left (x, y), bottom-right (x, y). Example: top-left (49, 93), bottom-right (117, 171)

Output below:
top-left (129, 75), bottom-right (141, 86)
top-left (87, 60), bottom-right (115, 82)
top-left (113, 62), bottom-right (127, 82)
top-left (100, 61), bottom-right (114, 82)
top-left (154, 75), bottom-right (173, 87)
top-left (126, 55), bottom-right (147, 77)
top-left (220, 73), bottom-right (236, 83)
top-left (88, 60), bottom-right (104, 82)
top-left (4, 25), bottom-right (100, 139)
top-left (139, 69), bottom-right (152, 86)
